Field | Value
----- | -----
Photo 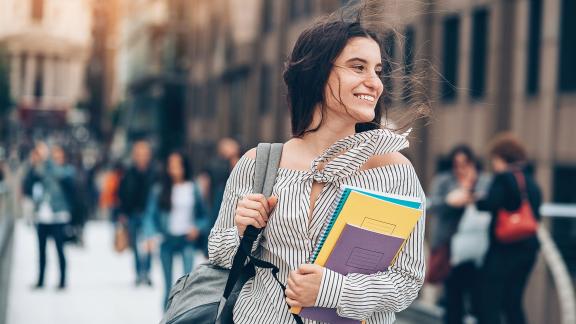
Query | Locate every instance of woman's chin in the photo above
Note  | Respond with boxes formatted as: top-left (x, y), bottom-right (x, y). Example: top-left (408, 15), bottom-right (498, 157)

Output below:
top-left (353, 111), bottom-right (376, 124)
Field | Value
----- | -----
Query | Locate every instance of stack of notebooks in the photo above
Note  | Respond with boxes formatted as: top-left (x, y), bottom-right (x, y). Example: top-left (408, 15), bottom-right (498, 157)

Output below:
top-left (291, 185), bottom-right (423, 324)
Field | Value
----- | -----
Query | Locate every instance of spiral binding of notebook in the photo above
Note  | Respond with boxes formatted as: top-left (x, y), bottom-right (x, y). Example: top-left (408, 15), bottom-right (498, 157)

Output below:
top-left (307, 187), bottom-right (352, 263)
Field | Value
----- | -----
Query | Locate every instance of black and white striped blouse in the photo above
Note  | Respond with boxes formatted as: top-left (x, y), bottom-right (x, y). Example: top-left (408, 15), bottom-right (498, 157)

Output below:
top-left (208, 129), bottom-right (426, 324)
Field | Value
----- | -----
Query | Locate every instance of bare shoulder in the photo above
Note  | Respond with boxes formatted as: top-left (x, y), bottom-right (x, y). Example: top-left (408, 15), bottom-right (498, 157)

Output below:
top-left (244, 147), bottom-right (257, 160)
top-left (362, 152), bottom-right (412, 170)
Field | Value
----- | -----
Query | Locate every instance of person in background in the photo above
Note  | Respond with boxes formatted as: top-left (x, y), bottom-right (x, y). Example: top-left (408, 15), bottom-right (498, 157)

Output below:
top-left (99, 162), bottom-right (124, 221)
top-left (23, 143), bottom-right (77, 290)
top-left (145, 151), bottom-right (208, 308)
top-left (118, 140), bottom-right (156, 286)
top-left (200, 138), bottom-right (240, 254)
top-left (427, 145), bottom-right (491, 324)
top-left (474, 133), bottom-right (541, 324)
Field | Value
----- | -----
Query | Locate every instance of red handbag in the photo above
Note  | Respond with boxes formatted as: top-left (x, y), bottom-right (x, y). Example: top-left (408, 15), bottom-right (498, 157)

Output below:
top-left (426, 243), bottom-right (451, 284)
top-left (495, 172), bottom-right (538, 243)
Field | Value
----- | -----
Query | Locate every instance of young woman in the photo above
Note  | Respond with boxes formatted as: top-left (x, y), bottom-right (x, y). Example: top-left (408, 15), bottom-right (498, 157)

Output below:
top-left (474, 133), bottom-right (541, 324)
top-left (146, 152), bottom-right (208, 308)
top-left (23, 144), bottom-right (77, 290)
top-left (428, 145), bottom-right (491, 324)
top-left (208, 16), bottom-right (427, 324)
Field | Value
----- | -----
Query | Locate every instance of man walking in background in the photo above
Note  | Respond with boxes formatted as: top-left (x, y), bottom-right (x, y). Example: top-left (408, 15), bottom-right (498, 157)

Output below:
top-left (118, 140), bottom-right (156, 286)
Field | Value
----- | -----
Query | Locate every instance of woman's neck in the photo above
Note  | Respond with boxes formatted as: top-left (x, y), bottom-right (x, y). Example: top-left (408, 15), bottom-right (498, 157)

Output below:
top-left (299, 105), bottom-right (356, 157)
top-left (172, 178), bottom-right (185, 185)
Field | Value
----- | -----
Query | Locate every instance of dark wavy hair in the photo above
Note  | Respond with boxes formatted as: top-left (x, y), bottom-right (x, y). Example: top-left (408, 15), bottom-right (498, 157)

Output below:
top-left (159, 151), bottom-right (193, 211)
top-left (488, 133), bottom-right (527, 164)
top-left (448, 144), bottom-right (481, 171)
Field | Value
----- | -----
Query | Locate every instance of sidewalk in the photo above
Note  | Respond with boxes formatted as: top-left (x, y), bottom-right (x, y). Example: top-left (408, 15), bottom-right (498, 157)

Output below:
top-left (7, 220), bottom-right (168, 324)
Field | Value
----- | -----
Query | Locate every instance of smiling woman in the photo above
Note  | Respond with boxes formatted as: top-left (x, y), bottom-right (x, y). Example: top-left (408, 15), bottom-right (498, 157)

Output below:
top-left (207, 2), bottom-right (429, 323)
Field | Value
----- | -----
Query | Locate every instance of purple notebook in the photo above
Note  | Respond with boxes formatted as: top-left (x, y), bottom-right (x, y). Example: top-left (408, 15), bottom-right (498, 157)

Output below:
top-left (299, 224), bottom-right (405, 324)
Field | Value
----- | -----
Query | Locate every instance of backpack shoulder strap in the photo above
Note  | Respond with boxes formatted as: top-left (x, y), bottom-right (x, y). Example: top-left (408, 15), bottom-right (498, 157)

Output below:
top-left (254, 143), bottom-right (283, 197)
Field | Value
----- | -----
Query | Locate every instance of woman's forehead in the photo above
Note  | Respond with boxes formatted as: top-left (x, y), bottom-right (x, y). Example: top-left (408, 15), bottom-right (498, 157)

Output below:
top-left (337, 37), bottom-right (382, 63)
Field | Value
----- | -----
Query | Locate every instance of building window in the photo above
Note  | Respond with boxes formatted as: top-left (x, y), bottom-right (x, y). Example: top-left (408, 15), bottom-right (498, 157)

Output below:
top-left (403, 26), bottom-right (415, 102)
top-left (229, 72), bottom-right (247, 138)
top-left (302, 0), bottom-right (312, 15)
top-left (289, 0), bottom-right (300, 21)
top-left (469, 8), bottom-right (489, 100)
top-left (289, 0), bottom-right (312, 21)
top-left (441, 16), bottom-right (460, 102)
top-left (205, 81), bottom-right (217, 118)
top-left (262, 0), bottom-right (273, 33)
top-left (382, 32), bottom-right (395, 105)
top-left (33, 56), bottom-right (44, 101)
top-left (552, 166), bottom-right (576, 275)
top-left (526, 0), bottom-right (542, 96)
top-left (31, 0), bottom-right (44, 22)
top-left (558, 0), bottom-right (576, 92)
top-left (259, 65), bottom-right (271, 114)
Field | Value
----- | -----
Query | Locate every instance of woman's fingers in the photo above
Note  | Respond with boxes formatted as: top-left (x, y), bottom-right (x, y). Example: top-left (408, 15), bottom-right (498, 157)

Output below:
top-left (241, 199), bottom-right (269, 221)
top-left (245, 194), bottom-right (270, 213)
top-left (236, 207), bottom-right (266, 227)
top-left (234, 194), bottom-right (279, 236)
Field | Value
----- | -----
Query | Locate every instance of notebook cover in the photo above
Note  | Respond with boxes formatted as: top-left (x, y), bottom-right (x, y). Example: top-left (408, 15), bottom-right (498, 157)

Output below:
top-left (299, 224), bottom-right (404, 323)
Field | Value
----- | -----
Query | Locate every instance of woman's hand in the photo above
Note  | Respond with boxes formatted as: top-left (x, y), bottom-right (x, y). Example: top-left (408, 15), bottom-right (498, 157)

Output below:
top-left (186, 227), bottom-right (200, 241)
top-left (446, 188), bottom-right (472, 207)
top-left (234, 194), bottom-right (278, 237)
top-left (285, 264), bottom-right (323, 308)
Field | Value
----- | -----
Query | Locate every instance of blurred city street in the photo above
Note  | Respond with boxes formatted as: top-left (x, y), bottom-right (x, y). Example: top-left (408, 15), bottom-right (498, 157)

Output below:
top-left (1, 0), bottom-right (575, 323)
top-left (7, 220), bottom-right (167, 324)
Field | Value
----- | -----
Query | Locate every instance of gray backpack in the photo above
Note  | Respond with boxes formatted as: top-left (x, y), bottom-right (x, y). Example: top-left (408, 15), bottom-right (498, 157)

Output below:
top-left (160, 143), bottom-right (304, 324)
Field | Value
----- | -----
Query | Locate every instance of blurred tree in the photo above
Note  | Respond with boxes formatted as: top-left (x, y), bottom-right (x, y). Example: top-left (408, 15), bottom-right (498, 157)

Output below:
top-left (0, 46), bottom-right (13, 141)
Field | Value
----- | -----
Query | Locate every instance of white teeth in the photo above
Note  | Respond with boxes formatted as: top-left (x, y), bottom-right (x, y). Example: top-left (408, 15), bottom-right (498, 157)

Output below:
top-left (356, 94), bottom-right (375, 102)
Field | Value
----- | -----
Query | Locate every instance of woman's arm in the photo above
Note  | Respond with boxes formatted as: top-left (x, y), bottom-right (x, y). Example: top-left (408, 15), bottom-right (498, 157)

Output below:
top-left (313, 161), bottom-right (426, 319)
top-left (208, 155), bottom-right (255, 268)
top-left (475, 173), bottom-right (506, 212)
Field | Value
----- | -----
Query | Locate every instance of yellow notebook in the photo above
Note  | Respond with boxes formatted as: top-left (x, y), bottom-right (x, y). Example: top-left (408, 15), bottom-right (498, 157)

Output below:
top-left (314, 190), bottom-right (421, 266)
top-left (292, 189), bottom-right (422, 315)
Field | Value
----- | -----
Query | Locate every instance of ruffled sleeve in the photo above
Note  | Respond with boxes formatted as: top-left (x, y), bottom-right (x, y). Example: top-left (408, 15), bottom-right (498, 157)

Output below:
top-left (208, 156), bottom-right (255, 268)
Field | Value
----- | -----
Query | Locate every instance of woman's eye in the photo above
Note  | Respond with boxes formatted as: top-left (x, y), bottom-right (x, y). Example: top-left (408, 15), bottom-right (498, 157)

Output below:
top-left (375, 69), bottom-right (384, 77)
top-left (352, 65), bottom-right (366, 72)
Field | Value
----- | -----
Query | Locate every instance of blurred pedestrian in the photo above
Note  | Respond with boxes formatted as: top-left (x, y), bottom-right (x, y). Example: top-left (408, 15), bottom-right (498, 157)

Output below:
top-left (23, 143), bottom-right (77, 289)
top-left (99, 162), bottom-right (124, 221)
top-left (145, 151), bottom-right (208, 308)
top-left (118, 140), bottom-right (157, 286)
top-left (474, 133), bottom-right (541, 324)
top-left (427, 145), bottom-right (491, 324)
top-left (204, 138), bottom-right (240, 220)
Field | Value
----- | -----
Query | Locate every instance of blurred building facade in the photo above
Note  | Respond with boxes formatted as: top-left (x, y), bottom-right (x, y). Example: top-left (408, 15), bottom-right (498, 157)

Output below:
top-left (115, 0), bottom-right (191, 157)
top-left (86, 0), bottom-right (122, 140)
top-left (0, 0), bottom-right (92, 130)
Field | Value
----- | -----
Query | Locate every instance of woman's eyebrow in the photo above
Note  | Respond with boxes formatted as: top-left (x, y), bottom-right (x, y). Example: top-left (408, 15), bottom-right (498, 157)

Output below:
top-left (344, 57), bottom-right (383, 67)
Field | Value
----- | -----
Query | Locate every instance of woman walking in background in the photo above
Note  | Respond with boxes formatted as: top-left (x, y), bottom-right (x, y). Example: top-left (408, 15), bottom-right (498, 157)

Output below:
top-left (23, 143), bottom-right (77, 290)
top-left (146, 151), bottom-right (208, 308)
top-left (475, 133), bottom-right (541, 324)
top-left (427, 145), bottom-right (491, 324)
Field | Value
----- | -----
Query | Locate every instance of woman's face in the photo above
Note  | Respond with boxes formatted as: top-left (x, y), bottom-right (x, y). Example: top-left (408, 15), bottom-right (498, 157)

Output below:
top-left (167, 154), bottom-right (184, 182)
top-left (491, 156), bottom-right (508, 173)
top-left (453, 152), bottom-right (473, 178)
top-left (52, 147), bottom-right (65, 165)
top-left (324, 36), bottom-right (384, 124)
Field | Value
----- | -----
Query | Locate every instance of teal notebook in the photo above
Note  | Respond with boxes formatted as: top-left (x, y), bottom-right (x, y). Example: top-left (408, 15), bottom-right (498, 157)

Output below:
top-left (308, 185), bottom-right (422, 263)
